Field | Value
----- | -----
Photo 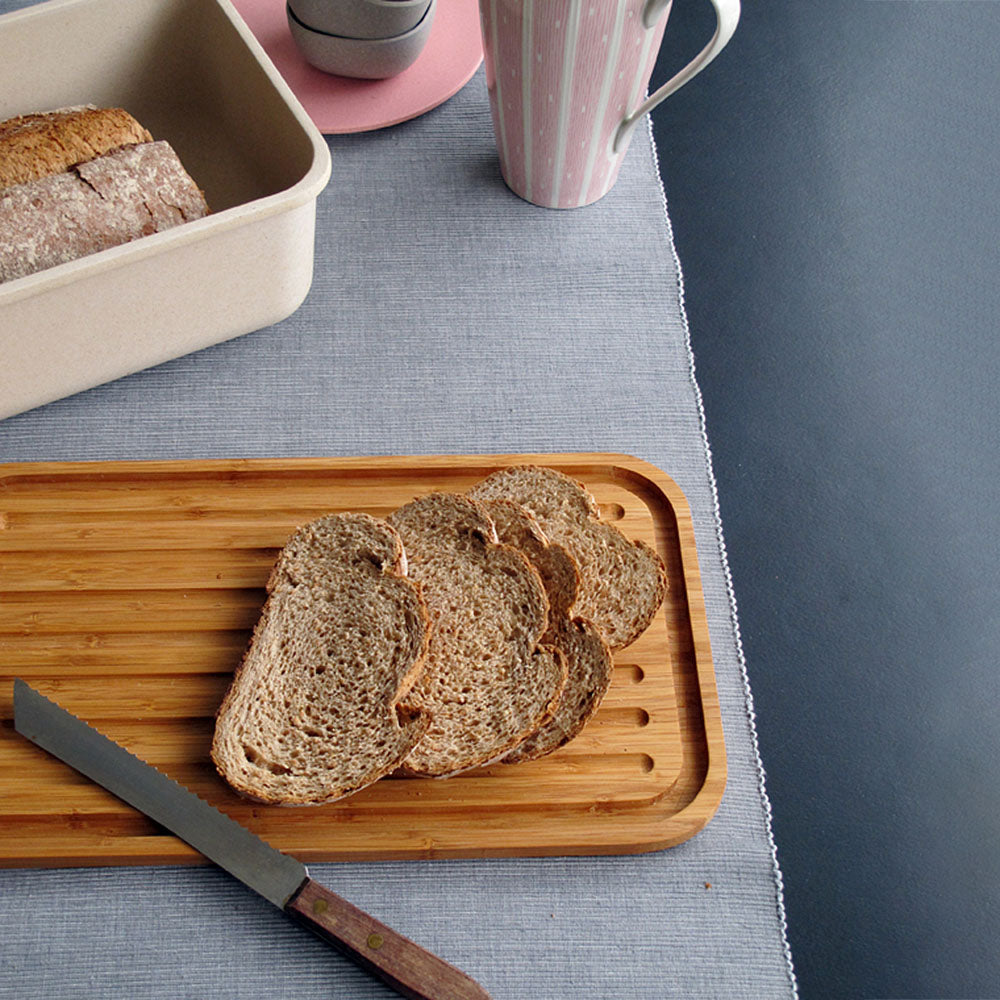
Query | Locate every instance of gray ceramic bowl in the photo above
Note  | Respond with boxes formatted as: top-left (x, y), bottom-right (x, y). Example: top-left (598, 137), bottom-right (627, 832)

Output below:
top-left (287, 0), bottom-right (436, 79)
top-left (288, 0), bottom-right (431, 41)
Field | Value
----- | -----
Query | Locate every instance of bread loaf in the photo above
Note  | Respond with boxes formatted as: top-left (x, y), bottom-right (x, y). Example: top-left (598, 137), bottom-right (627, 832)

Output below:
top-left (0, 140), bottom-right (209, 283)
top-left (211, 514), bottom-right (430, 805)
top-left (0, 106), bottom-right (153, 190)
top-left (386, 493), bottom-right (567, 778)
top-left (469, 466), bottom-right (668, 649)
top-left (479, 498), bottom-right (613, 763)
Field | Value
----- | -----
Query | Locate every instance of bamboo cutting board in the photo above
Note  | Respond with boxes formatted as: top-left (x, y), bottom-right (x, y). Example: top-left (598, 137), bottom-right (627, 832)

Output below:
top-left (0, 453), bottom-right (725, 867)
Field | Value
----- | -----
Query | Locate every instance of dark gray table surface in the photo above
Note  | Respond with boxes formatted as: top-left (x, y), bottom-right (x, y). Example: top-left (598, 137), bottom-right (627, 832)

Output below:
top-left (652, 2), bottom-right (1000, 998)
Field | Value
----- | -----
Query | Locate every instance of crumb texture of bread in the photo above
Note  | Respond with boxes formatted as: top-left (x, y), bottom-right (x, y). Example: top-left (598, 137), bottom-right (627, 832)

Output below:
top-left (0, 140), bottom-right (209, 284)
top-left (0, 106), bottom-right (153, 190)
top-left (469, 466), bottom-right (668, 649)
top-left (480, 498), bottom-right (614, 762)
top-left (387, 493), bottom-right (567, 777)
top-left (211, 513), bottom-right (430, 805)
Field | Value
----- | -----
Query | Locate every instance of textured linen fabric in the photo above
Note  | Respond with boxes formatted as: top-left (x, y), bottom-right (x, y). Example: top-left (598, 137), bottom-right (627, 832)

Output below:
top-left (0, 47), bottom-right (796, 1000)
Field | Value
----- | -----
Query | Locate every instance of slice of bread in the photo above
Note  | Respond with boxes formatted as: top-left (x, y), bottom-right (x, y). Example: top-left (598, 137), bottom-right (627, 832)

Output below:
top-left (386, 493), bottom-right (567, 777)
top-left (478, 499), bottom-right (614, 762)
top-left (211, 513), bottom-right (430, 805)
top-left (469, 466), bottom-right (668, 649)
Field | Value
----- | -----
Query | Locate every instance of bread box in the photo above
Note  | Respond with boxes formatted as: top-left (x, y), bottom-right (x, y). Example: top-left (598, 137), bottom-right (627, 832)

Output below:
top-left (0, 0), bottom-right (332, 420)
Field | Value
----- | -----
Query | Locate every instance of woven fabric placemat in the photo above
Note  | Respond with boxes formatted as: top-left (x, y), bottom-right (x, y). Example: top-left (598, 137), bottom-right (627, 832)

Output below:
top-left (0, 60), bottom-right (796, 1000)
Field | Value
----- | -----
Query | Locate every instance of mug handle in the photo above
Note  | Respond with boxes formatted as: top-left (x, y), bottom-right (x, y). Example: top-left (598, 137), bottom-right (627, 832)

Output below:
top-left (613, 0), bottom-right (741, 153)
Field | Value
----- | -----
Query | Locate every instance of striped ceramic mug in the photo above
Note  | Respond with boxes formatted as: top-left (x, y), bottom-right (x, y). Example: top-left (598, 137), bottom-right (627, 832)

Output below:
top-left (478, 0), bottom-right (740, 208)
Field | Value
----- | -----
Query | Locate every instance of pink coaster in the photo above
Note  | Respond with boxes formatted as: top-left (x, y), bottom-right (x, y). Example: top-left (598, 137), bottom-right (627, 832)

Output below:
top-left (232, 0), bottom-right (484, 134)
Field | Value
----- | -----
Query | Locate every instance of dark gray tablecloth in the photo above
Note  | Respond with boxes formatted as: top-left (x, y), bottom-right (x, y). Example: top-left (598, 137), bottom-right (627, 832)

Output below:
top-left (0, 15), bottom-right (796, 997)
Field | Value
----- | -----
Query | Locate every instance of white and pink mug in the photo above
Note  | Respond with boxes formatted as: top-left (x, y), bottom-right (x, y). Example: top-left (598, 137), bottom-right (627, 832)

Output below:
top-left (478, 0), bottom-right (740, 209)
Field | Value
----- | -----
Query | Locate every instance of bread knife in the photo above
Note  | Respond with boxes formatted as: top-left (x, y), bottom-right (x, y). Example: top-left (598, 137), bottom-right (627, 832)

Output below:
top-left (12, 679), bottom-right (492, 1000)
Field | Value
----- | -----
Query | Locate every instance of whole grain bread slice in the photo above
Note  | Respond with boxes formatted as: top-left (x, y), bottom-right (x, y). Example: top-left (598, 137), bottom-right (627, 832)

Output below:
top-left (480, 499), bottom-right (614, 763)
top-left (469, 466), bottom-right (668, 649)
top-left (387, 492), bottom-right (567, 778)
top-left (211, 513), bottom-right (430, 805)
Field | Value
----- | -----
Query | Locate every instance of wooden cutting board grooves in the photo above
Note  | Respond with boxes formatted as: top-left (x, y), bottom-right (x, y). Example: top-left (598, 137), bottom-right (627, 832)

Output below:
top-left (0, 453), bottom-right (725, 867)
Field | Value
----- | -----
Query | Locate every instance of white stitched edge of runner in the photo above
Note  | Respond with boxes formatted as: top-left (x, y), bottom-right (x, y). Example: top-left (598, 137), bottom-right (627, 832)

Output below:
top-left (645, 113), bottom-right (800, 1000)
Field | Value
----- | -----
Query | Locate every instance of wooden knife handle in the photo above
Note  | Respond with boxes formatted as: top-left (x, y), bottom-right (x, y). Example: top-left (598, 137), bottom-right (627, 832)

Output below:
top-left (286, 878), bottom-right (493, 1000)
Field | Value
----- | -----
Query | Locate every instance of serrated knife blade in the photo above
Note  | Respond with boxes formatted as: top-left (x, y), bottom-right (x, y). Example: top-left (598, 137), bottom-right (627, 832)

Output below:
top-left (12, 679), bottom-right (491, 1000)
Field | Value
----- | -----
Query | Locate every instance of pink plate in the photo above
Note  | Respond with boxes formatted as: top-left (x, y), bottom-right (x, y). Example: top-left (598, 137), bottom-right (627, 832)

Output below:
top-left (231, 0), bottom-right (484, 134)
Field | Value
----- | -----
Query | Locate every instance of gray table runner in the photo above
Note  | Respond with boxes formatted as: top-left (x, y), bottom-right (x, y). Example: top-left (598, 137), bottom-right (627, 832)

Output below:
top-left (0, 57), bottom-right (796, 999)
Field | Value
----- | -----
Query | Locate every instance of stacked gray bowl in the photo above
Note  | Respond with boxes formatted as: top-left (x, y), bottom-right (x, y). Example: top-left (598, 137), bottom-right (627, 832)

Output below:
top-left (287, 0), bottom-right (437, 79)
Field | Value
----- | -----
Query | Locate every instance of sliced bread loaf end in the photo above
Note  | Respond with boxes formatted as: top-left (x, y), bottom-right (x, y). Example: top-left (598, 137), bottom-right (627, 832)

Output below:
top-left (211, 513), bottom-right (430, 805)
top-left (387, 493), bottom-right (567, 778)
top-left (469, 466), bottom-right (668, 649)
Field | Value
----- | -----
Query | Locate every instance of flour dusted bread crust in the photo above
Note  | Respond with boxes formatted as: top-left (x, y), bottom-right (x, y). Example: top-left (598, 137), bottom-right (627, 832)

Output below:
top-left (0, 140), bottom-right (209, 284)
top-left (0, 106), bottom-right (153, 190)
top-left (479, 499), bottom-right (613, 763)
top-left (387, 493), bottom-right (567, 777)
top-left (0, 105), bottom-right (209, 284)
top-left (211, 514), bottom-right (430, 805)
top-left (469, 466), bottom-right (668, 649)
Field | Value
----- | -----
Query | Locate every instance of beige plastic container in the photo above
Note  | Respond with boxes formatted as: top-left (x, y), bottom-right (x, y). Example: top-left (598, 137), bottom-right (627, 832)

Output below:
top-left (0, 0), bottom-right (332, 420)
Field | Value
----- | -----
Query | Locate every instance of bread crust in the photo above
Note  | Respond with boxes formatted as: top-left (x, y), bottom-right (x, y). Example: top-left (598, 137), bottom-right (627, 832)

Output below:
top-left (0, 106), bottom-right (153, 190)
top-left (0, 140), bottom-right (209, 283)
top-left (0, 106), bottom-right (209, 284)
